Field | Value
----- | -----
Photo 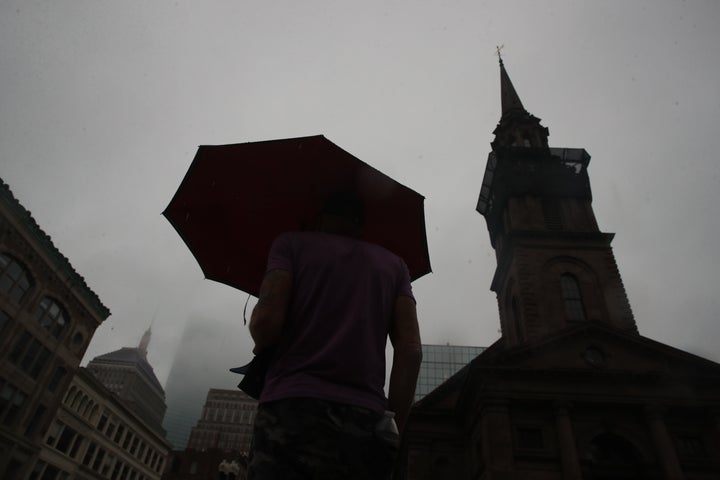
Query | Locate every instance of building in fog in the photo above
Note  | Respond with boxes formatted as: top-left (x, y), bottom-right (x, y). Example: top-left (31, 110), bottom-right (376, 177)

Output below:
top-left (187, 389), bottom-right (257, 453)
top-left (415, 345), bottom-right (485, 401)
top-left (162, 388), bottom-right (254, 480)
top-left (33, 367), bottom-right (171, 480)
top-left (398, 59), bottom-right (720, 479)
top-left (0, 178), bottom-right (110, 478)
top-left (163, 321), bottom-right (246, 450)
top-left (86, 327), bottom-right (167, 436)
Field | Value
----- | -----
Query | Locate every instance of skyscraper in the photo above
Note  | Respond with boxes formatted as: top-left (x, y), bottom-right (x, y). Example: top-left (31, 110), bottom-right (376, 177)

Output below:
top-left (86, 327), bottom-right (167, 436)
top-left (415, 344), bottom-right (485, 401)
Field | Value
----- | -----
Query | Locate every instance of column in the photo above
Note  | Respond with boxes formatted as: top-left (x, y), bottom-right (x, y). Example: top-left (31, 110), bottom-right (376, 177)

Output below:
top-left (644, 405), bottom-right (684, 480)
top-left (480, 400), bottom-right (515, 480)
top-left (554, 402), bottom-right (583, 480)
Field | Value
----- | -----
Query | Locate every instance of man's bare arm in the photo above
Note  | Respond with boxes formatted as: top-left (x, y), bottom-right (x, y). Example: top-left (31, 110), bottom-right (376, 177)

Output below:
top-left (388, 295), bottom-right (422, 435)
top-left (249, 270), bottom-right (293, 354)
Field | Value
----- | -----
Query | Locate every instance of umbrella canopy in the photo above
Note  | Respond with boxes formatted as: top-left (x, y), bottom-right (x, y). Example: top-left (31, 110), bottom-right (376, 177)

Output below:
top-left (163, 135), bottom-right (431, 296)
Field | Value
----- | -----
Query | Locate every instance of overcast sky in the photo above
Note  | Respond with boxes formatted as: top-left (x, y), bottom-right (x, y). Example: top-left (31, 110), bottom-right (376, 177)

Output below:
top-left (2, 1), bottom-right (719, 391)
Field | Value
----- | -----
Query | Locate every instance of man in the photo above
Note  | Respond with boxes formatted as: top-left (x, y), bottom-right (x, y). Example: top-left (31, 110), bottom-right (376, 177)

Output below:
top-left (247, 193), bottom-right (422, 479)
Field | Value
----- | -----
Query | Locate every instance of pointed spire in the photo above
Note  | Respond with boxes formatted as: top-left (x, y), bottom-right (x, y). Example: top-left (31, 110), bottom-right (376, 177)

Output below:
top-left (498, 52), bottom-right (526, 116)
top-left (138, 325), bottom-right (152, 358)
top-left (491, 49), bottom-right (549, 150)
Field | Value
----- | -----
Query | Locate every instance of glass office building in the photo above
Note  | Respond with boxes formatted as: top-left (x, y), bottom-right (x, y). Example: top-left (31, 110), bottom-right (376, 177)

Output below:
top-left (415, 344), bottom-right (485, 401)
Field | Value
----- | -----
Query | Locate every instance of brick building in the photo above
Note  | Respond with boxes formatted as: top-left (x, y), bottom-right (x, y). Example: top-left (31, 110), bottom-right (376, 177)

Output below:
top-left (398, 59), bottom-right (720, 479)
top-left (186, 389), bottom-right (257, 454)
top-left (0, 178), bottom-right (110, 478)
top-left (162, 389), bottom-right (254, 480)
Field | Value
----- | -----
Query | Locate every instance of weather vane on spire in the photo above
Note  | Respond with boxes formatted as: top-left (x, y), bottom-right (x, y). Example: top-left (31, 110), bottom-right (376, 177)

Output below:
top-left (496, 44), bottom-right (505, 65)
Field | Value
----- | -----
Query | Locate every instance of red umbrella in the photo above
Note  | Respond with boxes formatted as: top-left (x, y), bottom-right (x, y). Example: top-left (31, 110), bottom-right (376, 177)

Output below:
top-left (163, 135), bottom-right (431, 296)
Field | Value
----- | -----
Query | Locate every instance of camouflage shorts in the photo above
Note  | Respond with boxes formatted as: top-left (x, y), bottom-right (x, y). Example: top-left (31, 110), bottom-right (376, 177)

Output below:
top-left (247, 398), bottom-right (399, 480)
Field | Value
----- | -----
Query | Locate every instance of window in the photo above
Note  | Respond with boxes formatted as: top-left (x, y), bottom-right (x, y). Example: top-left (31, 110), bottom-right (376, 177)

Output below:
top-left (123, 431), bottom-right (132, 449)
top-left (34, 297), bottom-right (69, 339)
top-left (0, 309), bottom-right (11, 334)
top-left (560, 274), bottom-right (586, 322)
top-left (46, 421), bottom-right (63, 447)
top-left (83, 442), bottom-right (97, 466)
top-left (9, 331), bottom-right (52, 379)
top-left (0, 379), bottom-right (27, 426)
top-left (114, 424), bottom-right (125, 443)
top-left (69, 434), bottom-right (85, 458)
top-left (25, 404), bottom-right (47, 436)
top-left (28, 461), bottom-right (68, 480)
top-left (97, 413), bottom-right (108, 431)
top-left (92, 448), bottom-right (106, 471)
top-left (55, 424), bottom-right (78, 454)
top-left (47, 367), bottom-right (66, 393)
top-left (0, 253), bottom-right (32, 303)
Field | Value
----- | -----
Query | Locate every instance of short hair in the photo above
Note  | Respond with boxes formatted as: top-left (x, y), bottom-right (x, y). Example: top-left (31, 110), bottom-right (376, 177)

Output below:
top-left (321, 192), bottom-right (365, 226)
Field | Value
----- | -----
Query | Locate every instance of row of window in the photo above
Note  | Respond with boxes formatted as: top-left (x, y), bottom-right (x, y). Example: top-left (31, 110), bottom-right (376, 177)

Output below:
top-left (202, 406), bottom-right (257, 425)
top-left (5, 319), bottom-right (68, 395)
top-left (46, 419), bottom-right (165, 479)
top-left (0, 376), bottom-right (50, 437)
top-left (97, 413), bottom-right (166, 472)
top-left (28, 461), bottom-right (69, 480)
top-left (189, 430), bottom-right (253, 451)
top-left (82, 440), bottom-right (155, 480)
top-left (206, 400), bottom-right (257, 410)
top-left (64, 384), bottom-right (101, 422)
top-left (0, 253), bottom-right (70, 340)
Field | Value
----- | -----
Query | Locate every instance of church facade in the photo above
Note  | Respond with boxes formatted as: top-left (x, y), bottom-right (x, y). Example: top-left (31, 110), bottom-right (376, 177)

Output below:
top-left (398, 60), bottom-right (720, 479)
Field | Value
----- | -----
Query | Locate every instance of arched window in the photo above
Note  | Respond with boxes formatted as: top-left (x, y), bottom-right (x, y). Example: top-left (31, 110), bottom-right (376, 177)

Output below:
top-left (0, 253), bottom-right (32, 303)
top-left (560, 274), bottom-right (586, 322)
top-left (34, 297), bottom-right (68, 339)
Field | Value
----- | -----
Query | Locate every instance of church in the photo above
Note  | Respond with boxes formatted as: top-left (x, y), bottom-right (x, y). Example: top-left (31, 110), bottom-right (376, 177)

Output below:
top-left (398, 58), bottom-right (720, 479)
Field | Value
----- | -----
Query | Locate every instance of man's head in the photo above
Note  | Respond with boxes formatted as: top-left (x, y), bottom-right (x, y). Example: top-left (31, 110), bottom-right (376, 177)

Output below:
top-left (316, 192), bottom-right (365, 238)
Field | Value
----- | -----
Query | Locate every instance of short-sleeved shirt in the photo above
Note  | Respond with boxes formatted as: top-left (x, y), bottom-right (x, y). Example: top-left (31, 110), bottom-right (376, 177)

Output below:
top-left (259, 231), bottom-right (414, 413)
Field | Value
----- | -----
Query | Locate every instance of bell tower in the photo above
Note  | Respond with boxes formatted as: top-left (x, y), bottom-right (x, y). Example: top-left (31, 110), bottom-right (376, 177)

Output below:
top-left (477, 57), bottom-right (635, 347)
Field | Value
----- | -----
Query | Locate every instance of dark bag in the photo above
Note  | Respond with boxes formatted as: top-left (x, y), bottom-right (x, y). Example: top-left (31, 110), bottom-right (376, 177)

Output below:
top-left (229, 349), bottom-right (275, 400)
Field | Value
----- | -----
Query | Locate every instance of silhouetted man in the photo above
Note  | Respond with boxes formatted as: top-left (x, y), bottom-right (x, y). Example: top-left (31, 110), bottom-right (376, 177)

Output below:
top-left (247, 194), bottom-right (422, 480)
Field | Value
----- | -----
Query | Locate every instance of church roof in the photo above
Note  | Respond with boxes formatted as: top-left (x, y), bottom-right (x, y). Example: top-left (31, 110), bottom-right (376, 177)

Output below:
top-left (90, 347), bottom-right (164, 395)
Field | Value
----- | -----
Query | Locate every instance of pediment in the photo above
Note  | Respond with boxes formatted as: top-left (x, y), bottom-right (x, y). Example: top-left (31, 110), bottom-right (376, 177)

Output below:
top-left (478, 323), bottom-right (720, 378)
top-left (413, 324), bottom-right (720, 415)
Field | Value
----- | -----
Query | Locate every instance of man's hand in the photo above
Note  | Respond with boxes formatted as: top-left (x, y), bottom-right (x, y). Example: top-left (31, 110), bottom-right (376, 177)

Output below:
top-left (249, 269), bottom-right (293, 354)
top-left (388, 295), bottom-right (422, 434)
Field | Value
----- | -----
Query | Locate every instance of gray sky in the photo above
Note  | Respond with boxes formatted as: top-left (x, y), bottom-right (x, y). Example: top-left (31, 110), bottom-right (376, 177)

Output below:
top-left (2, 0), bottom-right (719, 390)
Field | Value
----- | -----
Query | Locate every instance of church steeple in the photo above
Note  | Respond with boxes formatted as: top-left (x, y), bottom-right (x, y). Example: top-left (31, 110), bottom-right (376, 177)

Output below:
top-left (477, 56), bottom-right (635, 347)
top-left (491, 55), bottom-right (549, 150)
top-left (499, 55), bottom-right (525, 115)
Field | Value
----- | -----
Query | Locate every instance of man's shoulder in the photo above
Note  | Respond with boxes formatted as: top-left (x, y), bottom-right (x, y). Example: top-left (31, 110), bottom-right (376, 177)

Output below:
top-left (276, 232), bottom-right (404, 264)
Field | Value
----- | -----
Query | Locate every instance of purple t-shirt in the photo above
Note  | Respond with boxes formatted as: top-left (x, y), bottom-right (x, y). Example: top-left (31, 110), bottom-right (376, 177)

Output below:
top-left (259, 231), bottom-right (414, 413)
